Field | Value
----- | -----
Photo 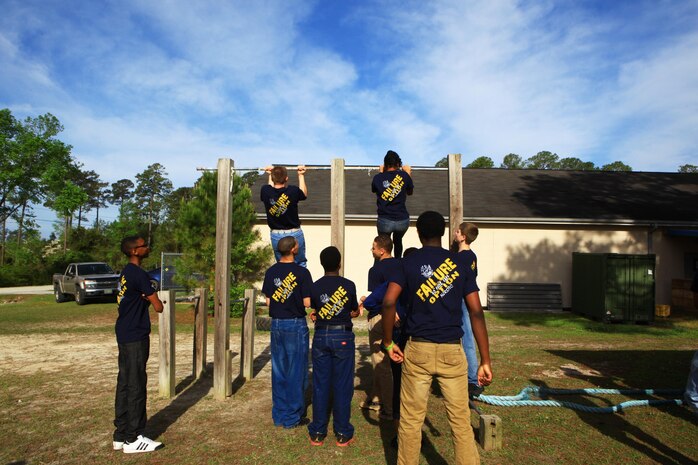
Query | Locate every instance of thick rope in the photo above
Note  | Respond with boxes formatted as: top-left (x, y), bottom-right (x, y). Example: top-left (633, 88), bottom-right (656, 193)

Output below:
top-left (475, 386), bottom-right (685, 413)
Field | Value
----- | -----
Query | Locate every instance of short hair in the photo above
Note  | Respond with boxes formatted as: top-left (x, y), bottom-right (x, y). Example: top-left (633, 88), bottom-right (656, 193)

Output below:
top-left (384, 150), bottom-right (402, 169)
top-left (416, 211), bottom-right (445, 240)
top-left (320, 246), bottom-right (341, 272)
top-left (462, 222), bottom-right (479, 245)
top-left (277, 236), bottom-right (296, 256)
top-left (120, 235), bottom-right (143, 257)
top-left (271, 166), bottom-right (288, 184)
top-left (373, 234), bottom-right (393, 254)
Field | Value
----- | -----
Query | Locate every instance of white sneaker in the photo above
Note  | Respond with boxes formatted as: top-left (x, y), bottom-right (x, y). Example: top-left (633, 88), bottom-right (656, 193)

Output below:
top-left (113, 441), bottom-right (124, 450)
top-left (122, 435), bottom-right (163, 453)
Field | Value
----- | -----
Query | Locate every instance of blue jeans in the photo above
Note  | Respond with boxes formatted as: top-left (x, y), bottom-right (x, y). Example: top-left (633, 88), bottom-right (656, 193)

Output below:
top-left (271, 318), bottom-right (309, 427)
top-left (270, 229), bottom-right (307, 267)
top-left (377, 217), bottom-right (410, 259)
top-left (461, 302), bottom-right (479, 386)
top-left (308, 329), bottom-right (355, 438)
top-left (686, 350), bottom-right (698, 415)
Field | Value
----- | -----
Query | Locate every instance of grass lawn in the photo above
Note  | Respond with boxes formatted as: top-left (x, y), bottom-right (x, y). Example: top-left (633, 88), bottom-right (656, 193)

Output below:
top-left (0, 294), bottom-right (696, 464)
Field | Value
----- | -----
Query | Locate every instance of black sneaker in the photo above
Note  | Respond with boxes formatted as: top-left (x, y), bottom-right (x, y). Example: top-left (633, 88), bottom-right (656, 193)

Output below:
top-left (336, 434), bottom-right (355, 447)
top-left (285, 417), bottom-right (310, 429)
top-left (469, 383), bottom-right (484, 399)
top-left (309, 432), bottom-right (326, 446)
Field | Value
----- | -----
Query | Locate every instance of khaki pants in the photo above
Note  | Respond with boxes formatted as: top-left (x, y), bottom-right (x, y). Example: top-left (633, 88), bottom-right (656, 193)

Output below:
top-left (367, 313), bottom-right (393, 416)
top-left (398, 339), bottom-right (479, 465)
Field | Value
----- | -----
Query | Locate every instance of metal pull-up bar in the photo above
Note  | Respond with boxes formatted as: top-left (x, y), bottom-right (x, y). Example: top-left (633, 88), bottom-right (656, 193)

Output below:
top-left (197, 165), bottom-right (449, 172)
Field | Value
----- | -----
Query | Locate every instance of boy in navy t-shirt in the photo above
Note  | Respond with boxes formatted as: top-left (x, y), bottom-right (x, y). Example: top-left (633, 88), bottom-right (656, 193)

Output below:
top-left (113, 236), bottom-right (164, 454)
top-left (307, 246), bottom-right (360, 447)
top-left (262, 236), bottom-right (313, 428)
top-left (381, 211), bottom-right (493, 465)
top-left (360, 234), bottom-right (401, 419)
top-left (451, 221), bottom-right (484, 397)
top-left (261, 165), bottom-right (308, 266)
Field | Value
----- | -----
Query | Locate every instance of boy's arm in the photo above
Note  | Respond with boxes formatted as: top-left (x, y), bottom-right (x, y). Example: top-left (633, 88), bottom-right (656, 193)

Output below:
top-left (145, 292), bottom-right (164, 313)
top-left (297, 165), bottom-right (308, 197)
top-left (265, 166), bottom-right (274, 186)
top-left (465, 291), bottom-right (493, 385)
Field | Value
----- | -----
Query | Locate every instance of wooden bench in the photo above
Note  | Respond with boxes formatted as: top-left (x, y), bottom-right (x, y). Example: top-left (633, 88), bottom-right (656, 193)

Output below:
top-left (487, 282), bottom-right (562, 311)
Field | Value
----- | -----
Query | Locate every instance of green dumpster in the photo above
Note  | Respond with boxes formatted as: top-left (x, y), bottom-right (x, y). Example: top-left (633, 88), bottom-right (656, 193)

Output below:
top-left (572, 253), bottom-right (655, 323)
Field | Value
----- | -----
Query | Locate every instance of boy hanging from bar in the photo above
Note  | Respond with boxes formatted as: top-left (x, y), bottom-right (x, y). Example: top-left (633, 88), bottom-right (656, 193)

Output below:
top-left (261, 165), bottom-right (308, 267)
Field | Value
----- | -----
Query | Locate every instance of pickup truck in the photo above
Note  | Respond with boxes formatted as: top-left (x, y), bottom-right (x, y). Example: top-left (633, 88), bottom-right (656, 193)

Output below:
top-left (53, 262), bottom-right (121, 305)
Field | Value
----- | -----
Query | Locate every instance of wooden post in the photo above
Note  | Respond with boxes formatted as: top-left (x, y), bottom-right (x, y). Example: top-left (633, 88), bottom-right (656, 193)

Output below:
top-left (193, 287), bottom-right (208, 379)
top-left (331, 158), bottom-right (345, 275)
top-left (214, 158), bottom-right (233, 400)
top-left (478, 414), bottom-right (503, 450)
top-left (448, 153), bottom-right (463, 242)
top-left (470, 409), bottom-right (503, 451)
top-left (240, 288), bottom-right (256, 381)
top-left (158, 289), bottom-right (176, 398)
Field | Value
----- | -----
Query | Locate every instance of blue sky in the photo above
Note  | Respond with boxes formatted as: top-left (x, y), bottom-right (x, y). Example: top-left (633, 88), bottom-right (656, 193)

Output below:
top-left (2, 0), bottom-right (698, 231)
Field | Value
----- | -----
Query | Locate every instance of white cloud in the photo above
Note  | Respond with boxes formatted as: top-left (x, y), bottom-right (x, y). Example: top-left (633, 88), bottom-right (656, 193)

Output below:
top-left (607, 32), bottom-right (698, 170)
top-left (366, 0), bottom-right (698, 169)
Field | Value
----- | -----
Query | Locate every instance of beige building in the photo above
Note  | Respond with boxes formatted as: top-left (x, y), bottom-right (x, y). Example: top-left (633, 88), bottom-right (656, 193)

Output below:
top-left (252, 168), bottom-right (698, 309)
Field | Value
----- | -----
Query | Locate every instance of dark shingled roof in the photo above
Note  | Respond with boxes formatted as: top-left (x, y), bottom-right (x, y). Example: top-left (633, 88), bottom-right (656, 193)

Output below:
top-left (250, 169), bottom-right (698, 227)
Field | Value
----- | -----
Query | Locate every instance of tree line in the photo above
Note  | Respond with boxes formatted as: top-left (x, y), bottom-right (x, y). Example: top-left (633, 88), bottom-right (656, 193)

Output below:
top-left (0, 108), bottom-right (271, 294)
top-left (436, 152), bottom-right (697, 173)
top-left (2, 108), bottom-right (695, 288)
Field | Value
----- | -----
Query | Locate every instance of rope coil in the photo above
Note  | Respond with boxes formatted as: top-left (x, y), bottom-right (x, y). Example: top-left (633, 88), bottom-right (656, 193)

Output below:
top-left (475, 386), bottom-right (685, 413)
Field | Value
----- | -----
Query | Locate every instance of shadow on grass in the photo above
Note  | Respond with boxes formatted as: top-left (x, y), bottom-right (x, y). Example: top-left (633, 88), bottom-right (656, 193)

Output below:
top-left (252, 344), bottom-right (271, 378)
top-left (533, 349), bottom-right (696, 464)
top-left (147, 362), bottom-right (214, 440)
top-left (491, 310), bottom-right (690, 335)
top-left (355, 342), bottom-right (374, 404)
top-left (147, 343), bottom-right (276, 440)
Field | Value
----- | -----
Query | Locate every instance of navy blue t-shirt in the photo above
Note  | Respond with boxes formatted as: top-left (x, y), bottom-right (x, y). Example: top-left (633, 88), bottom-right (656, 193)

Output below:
top-left (387, 246), bottom-right (479, 342)
top-left (262, 262), bottom-right (312, 319)
top-left (311, 275), bottom-right (358, 328)
top-left (260, 184), bottom-right (306, 230)
top-left (115, 263), bottom-right (155, 344)
top-left (371, 170), bottom-right (414, 221)
top-left (366, 257), bottom-right (402, 318)
top-left (456, 249), bottom-right (479, 280)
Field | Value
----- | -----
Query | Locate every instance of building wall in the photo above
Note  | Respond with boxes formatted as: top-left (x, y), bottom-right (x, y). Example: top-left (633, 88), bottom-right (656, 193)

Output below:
top-left (653, 231), bottom-right (698, 305)
top-left (255, 222), bottom-right (692, 308)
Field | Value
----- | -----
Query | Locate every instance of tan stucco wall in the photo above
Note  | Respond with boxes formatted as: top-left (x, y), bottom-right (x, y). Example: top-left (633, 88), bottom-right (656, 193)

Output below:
top-left (255, 222), bottom-right (695, 308)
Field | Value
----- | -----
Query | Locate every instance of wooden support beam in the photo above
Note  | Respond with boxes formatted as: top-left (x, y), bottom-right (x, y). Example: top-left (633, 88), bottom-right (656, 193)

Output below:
top-left (448, 153), bottom-right (463, 242)
top-left (158, 289), bottom-right (176, 398)
top-left (331, 158), bottom-right (346, 275)
top-left (240, 288), bottom-right (256, 381)
top-left (193, 287), bottom-right (208, 379)
top-left (214, 158), bottom-right (233, 400)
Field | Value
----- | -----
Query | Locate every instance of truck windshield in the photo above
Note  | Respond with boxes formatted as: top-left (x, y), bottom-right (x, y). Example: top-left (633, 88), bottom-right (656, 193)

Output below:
top-left (77, 264), bottom-right (115, 275)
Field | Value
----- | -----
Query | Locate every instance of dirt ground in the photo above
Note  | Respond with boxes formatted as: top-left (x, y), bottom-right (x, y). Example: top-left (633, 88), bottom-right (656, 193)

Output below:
top-left (0, 324), bottom-right (378, 464)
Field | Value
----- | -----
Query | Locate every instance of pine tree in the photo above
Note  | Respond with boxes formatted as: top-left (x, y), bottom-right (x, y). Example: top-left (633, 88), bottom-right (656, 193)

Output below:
top-left (176, 171), bottom-right (272, 298)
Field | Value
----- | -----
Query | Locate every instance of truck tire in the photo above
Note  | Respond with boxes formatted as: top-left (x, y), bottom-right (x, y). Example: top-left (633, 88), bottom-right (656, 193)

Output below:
top-left (75, 288), bottom-right (87, 306)
top-left (255, 316), bottom-right (272, 331)
top-left (54, 284), bottom-right (68, 303)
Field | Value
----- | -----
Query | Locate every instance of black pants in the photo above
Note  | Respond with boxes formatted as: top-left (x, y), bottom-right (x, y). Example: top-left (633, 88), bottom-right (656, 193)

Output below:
top-left (113, 338), bottom-right (149, 442)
